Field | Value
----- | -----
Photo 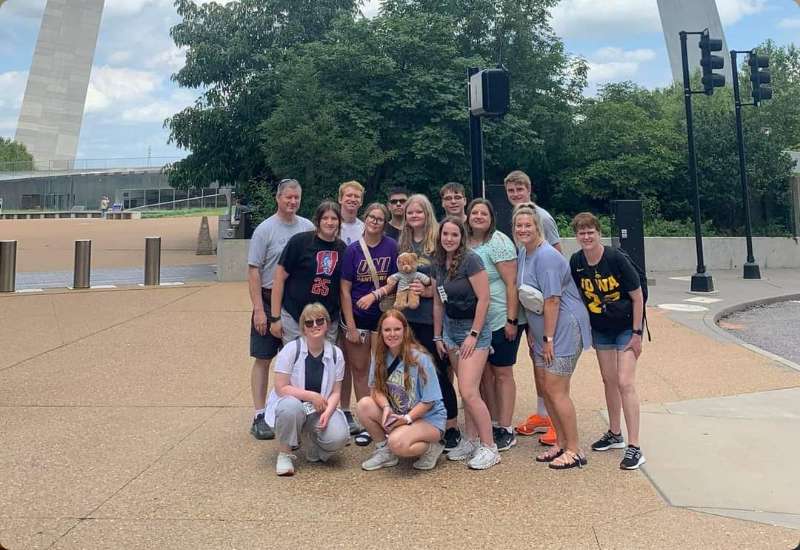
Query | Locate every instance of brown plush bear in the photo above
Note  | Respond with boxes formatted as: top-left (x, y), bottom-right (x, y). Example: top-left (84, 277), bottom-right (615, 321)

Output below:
top-left (387, 252), bottom-right (431, 310)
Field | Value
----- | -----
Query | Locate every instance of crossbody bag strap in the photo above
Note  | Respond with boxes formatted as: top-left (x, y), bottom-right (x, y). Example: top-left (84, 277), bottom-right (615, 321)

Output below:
top-left (359, 238), bottom-right (382, 290)
top-left (386, 355), bottom-right (402, 378)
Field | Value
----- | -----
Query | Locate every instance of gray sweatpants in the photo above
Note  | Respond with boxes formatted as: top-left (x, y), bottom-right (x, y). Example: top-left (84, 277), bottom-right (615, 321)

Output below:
top-left (274, 397), bottom-right (349, 457)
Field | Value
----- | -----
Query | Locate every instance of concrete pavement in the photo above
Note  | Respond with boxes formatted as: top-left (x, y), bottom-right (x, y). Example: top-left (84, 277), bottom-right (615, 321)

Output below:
top-left (1, 272), bottom-right (799, 549)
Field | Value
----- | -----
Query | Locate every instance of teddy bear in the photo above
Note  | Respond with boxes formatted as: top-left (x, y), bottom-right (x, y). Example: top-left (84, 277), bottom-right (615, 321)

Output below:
top-left (387, 252), bottom-right (431, 310)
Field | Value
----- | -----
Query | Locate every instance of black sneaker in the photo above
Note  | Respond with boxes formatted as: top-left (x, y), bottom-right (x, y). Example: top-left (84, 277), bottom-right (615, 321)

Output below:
top-left (591, 430), bottom-right (625, 451)
top-left (344, 410), bottom-right (361, 435)
top-left (620, 445), bottom-right (646, 470)
top-left (494, 428), bottom-right (517, 452)
top-left (442, 427), bottom-right (461, 452)
top-left (250, 413), bottom-right (274, 440)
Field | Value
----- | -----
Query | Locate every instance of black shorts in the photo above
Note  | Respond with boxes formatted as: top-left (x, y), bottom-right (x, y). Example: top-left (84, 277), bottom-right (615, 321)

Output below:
top-left (488, 326), bottom-right (523, 367)
top-left (250, 289), bottom-right (282, 360)
top-left (354, 314), bottom-right (379, 332)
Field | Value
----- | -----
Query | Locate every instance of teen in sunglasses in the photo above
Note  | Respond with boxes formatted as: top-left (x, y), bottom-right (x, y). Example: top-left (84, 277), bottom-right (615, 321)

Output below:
top-left (265, 303), bottom-right (348, 476)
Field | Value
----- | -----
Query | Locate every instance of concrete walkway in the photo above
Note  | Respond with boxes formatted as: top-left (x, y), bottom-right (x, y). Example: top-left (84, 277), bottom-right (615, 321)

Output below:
top-left (1, 274), bottom-right (799, 549)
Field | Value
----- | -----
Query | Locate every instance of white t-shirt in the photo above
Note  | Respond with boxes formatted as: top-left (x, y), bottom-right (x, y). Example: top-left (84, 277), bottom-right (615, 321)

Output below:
top-left (340, 218), bottom-right (365, 247)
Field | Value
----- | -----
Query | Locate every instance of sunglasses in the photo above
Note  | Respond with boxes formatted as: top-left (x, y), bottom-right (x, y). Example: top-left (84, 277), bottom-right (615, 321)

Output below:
top-left (389, 198), bottom-right (407, 205)
top-left (303, 318), bottom-right (327, 328)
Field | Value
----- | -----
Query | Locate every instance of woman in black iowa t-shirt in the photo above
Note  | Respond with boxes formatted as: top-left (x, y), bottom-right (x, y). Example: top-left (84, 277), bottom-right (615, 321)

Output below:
top-left (568, 212), bottom-right (646, 471)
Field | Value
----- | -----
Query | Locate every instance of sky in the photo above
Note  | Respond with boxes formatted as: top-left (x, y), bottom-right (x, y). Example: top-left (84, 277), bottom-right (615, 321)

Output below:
top-left (0, 0), bottom-right (798, 161)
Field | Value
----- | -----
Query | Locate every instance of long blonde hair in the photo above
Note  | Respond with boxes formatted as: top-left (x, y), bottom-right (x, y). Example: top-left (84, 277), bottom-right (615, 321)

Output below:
top-left (372, 310), bottom-right (429, 396)
top-left (398, 194), bottom-right (438, 257)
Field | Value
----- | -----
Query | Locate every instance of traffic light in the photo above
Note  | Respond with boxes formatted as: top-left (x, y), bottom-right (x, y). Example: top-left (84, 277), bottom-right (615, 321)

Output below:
top-left (748, 51), bottom-right (772, 105)
top-left (699, 30), bottom-right (725, 95)
top-left (469, 68), bottom-right (510, 117)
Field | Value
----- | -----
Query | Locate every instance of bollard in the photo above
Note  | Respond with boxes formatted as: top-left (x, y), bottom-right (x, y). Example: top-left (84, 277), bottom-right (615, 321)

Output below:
top-left (144, 236), bottom-right (161, 286)
top-left (73, 240), bottom-right (91, 289)
top-left (0, 240), bottom-right (17, 293)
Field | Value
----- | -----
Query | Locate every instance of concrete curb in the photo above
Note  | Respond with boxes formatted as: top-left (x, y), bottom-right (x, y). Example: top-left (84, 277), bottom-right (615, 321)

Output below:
top-left (707, 293), bottom-right (800, 373)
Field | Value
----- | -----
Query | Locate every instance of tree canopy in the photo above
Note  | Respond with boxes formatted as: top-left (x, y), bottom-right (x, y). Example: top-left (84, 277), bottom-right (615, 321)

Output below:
top-left (0, 138), bottom-right (33, 171)
top-left (166, 0), bottom-right (798, 235)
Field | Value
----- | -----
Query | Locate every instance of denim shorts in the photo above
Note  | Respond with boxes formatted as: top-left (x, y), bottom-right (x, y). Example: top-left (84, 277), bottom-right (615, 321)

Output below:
top-left (443, 316), bottom-right (492, 351)
top-left (592, 328), bottom-right (633, 351)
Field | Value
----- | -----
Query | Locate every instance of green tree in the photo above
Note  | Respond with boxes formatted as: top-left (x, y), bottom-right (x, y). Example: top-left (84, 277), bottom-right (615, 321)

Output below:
top-left (0, 138), bottom-right (33, 171)
top-left (165, 0), bottom-right (359, 190)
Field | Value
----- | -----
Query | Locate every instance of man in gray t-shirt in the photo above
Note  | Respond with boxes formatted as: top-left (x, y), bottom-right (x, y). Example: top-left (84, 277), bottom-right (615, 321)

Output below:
top-left (246, 179), bottom-right (313, 441)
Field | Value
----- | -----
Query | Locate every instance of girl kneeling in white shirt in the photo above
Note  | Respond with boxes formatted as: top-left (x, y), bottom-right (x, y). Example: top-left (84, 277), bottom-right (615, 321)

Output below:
top-left (265, 302), bottom-right (348, 476)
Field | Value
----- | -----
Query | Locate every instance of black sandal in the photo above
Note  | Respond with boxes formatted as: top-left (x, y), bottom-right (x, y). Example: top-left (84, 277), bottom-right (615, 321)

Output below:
top-left (354, 430), bottom-right (372, 447)
top-left (535, 447), bottom-right (564, 463)
top-left (548, 450), bottom-right (588, 470)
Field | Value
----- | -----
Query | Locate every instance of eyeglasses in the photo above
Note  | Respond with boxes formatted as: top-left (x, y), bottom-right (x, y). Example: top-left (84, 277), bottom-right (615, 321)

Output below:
top-left (389, 198), bottom-right (407, 205)
top-left (366, 214), bottom-right (385, 224)
top-left (303, 318), bottom-right (327, 328)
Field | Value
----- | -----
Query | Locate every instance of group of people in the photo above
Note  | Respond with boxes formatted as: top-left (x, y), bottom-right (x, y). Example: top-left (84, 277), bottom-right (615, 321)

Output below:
top-left (247, 172), bottom-right (647, 476)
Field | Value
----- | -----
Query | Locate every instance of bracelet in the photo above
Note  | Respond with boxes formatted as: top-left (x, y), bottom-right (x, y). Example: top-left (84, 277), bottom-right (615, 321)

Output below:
top-left (404, 414), bottom-right (413, 425)
top-left (432, 336), bottom-right (443, 342)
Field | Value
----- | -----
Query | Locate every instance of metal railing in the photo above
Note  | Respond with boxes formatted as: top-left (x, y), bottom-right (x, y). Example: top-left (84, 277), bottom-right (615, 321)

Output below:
top-left (0, 156), bottom-right (183, 175)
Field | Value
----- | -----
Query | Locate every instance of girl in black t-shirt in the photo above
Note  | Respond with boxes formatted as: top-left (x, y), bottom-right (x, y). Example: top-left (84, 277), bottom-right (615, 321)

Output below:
top-left (569, 212), bottom-right (646, 471)
top-left (432, 217), bottom-right (499, 470)
top-left (270, 201), bottom-right (346, 344)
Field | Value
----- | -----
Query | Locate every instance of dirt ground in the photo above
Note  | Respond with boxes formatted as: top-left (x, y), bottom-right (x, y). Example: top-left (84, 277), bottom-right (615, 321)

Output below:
top-left (0, 216), bottom-right (218, 272)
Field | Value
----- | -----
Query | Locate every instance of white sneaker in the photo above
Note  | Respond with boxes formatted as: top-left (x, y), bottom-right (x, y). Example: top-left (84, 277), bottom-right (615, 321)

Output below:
top-left (361, 442), bottom-right (399, 471)
top-left (276, 452), bottom-right (296, 476)
top-left (447, 438), bottom-right (477, 461)
top-left (413, 441), bottom-right (444, 470)
top-left (467, 443), bottom-right (501, 470)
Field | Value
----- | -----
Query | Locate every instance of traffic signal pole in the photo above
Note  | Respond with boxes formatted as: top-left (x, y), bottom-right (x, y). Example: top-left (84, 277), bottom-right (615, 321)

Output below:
top-left (680, 30), bottom-right (714, 292)
top-left (730, 50), bottom-right (761, 279)
top-left (467, 67), bottom-right (485, 199)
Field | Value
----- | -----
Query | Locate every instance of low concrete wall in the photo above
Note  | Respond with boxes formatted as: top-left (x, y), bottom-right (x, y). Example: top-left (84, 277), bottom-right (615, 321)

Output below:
top-left (217, 238), bottom-right (250, 282)
top-left (219, 236), bottom-right (800, 281)
top-left (560, 237), bottom-right (800, 271)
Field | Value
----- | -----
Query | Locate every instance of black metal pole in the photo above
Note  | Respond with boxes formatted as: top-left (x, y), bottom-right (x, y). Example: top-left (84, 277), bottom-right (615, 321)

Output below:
top-left (680, 31), bottom-right (714, 292)
top-left (467, 67), bottom-right (485, 199)
top-left (731, 50), bottom-right (761, 279)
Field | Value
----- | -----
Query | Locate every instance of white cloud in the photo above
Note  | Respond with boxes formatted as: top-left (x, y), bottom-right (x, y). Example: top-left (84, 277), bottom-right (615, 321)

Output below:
top-left (715, 0), bottom-right (766, 25)
top-left (120, 90), bottom-right (195, 123)
top-left (584, 47), bottom-right (657, 92)
top-left (551, 0), bottom-right (660, 39)
top-left (0, 70), bottom-right (27, 110)
top-left (592, 47), bottom-right (656, 64)
top-left (103, 0), bottom-right (173, 17)
top-left (108, 50), bottom-right (133, 64)
top-left (777, 17), bottom-right (800, 29)
top-left (85, 66), bottom-right (161, 113)
top-left (145, 46), bottom-right (187, 72)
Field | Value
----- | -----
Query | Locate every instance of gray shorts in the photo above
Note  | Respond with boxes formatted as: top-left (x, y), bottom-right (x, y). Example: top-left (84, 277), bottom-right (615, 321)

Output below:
top-left (533, 316), bottom-right (583, 377)
top-left (281, 308), bottom-right (339, 344)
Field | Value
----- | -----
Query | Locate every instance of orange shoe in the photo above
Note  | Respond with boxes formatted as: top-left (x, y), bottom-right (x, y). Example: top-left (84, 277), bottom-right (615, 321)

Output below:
top-left (538, 426), bottom-right (558, 446)
top-left (515, 414), bottom-right (552, 436)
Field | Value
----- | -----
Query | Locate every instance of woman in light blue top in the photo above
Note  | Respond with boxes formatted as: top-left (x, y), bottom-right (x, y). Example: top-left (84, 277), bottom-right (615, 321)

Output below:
top-left (514, 205), bottom-right (592, 470)
top-left (357, 310), bottom-right (446, 471)
top-left (466, 198), bottom-right (521, 453)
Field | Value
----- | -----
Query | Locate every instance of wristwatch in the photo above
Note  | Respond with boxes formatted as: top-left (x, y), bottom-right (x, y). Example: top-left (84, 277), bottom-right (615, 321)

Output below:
top-left (268, 314), bottom-right (281, 323)
top-left (506, 318), bottom-right (518, 326)
top-left (543, 335), bottom-right (554, 343)
top-left (632, 329), bottom-right (643, 336)
top-left (469, 329), bottom-right (479, 338)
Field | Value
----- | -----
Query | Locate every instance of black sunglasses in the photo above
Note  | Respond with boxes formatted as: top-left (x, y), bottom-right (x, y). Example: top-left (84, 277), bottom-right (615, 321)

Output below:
top-left (303, 318), bottom-right (327, 328)
top-left (389, 198), bottom-right (407, 205)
